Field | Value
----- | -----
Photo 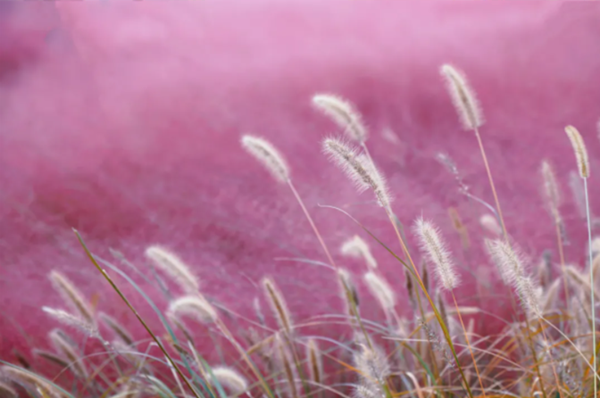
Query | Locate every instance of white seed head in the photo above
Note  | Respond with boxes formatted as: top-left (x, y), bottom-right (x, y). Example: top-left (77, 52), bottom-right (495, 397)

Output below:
top-left (484, 239), bottom-right (539, 315)
top-left (479, 214), bottom-right (502, 237)
top-left (167, 295), bottom-right (217, 324)
top-left (49, 271), bottom-right (95, 327)
top-left (211, 366), bottom-right (248, 396)
top-left (565, 125), bottom-right (589, 178)
top-left (42, 307), bottom-right (98, 337)
top-left (364, 272), bottom-right (396, 311)
top-left (354, 342), bottom-right (390, 385)
top-left (322, 138), bottom-right (392, 209)
top-left (516, 276), bottom-right (541, 317)
top-left (312, 94), bottom-right (368, 143)
top-left (262, 277), bottom-right (293, 333)
top-left (440, 64), bottom-right (484, 130)
top-left (145, 246), bottom-right (199, 295)
top-left (340, 235), bottom-right (377, 269)
top-left (241, 135), bottom-right (290, 183)
top-left (484, 239), bottom-right (523, 285)
top-left (413, 218), bottom-right (459, 290)
top-left (541, 160), bottom-right (561, 222)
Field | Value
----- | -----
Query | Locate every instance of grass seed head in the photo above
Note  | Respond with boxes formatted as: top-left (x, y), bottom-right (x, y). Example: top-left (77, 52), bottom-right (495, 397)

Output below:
top-left (49, 271), bottom-right (95, 327)
top-left (241, 135), bottom-right (290, 183)
top-left (340, 235), bottom-right (377, 269)
top-left (312, 94), bottom-right (368, 143)
top-left (167, 295), bottom-right (218, 325)
top-left (413, 218), bottom-right (459, 290)
top-left (145, 246), bottom-right (200, 295)
top-left (211, 366), bottom-right (248, 396)
top-left (262, 277), bottom-right (293, 334)
top-left (565, 125), bottom-right (590, 178)
top-left (322, 138), bottom-right (392, 209)
top-left (364, 272), bottom-right (396, 311)
top-left (440, 64), bottom-right (484, 131)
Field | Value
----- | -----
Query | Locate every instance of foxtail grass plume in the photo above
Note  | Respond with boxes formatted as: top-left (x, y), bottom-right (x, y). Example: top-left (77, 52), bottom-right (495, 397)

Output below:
top-left (364, 272), bottom-right (396, 311)
top-left (262, 277), bottom-right (293, 333)
top-left (42, 307), bottom-right (98, 337)
top-left (413, 218), bottom-right (459, 290)
top-left (353, 342), bottom-right (390, 388)
top-left (322, 138), bottom-right (392, 209)
top-left (440, 64), bottom-right (484, 131)
top-left (49, 271), bottom-right (95, 327)
top-left (541, 160), bottom-right (562, 223)
top-left (479, 214), bottom-right (502, 237)
top-left (241, 135), bottom-right (290, 183)
top-left (312, 94), bottom-right (367, 143)
top-left (211, 367), bottom-right (248, 396)
top-left (485, 239), bottom-right (540, 315)
top-left (340, 235), bottom-right (377, 269)
top-left (49, 329), bottom-right (88, 379)
top-left (167, 295), bottom-right (217, 325)
top-left (145, 246), bottom-right (199, 295)
top-left (565, 125), bottom-right (589, 178)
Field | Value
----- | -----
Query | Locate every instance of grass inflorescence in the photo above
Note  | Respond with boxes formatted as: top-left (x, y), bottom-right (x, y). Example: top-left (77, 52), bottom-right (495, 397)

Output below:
top-left (3, 64), bottom-right (600, 398)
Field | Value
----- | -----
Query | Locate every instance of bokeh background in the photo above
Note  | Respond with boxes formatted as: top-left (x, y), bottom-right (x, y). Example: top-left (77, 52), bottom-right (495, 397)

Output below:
top-left (2, 1), bottom-right (600, 366)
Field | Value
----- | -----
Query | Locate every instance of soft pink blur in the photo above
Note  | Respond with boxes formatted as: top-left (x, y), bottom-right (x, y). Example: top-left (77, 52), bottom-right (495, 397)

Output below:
top-left (1, 1), bottom-right (600, 366)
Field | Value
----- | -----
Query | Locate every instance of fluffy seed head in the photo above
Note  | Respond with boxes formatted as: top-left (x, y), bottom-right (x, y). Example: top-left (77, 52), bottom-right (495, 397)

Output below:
top-left (42, 307), bottom-right (98, 337)
top-left (516, 276), bottom-right (541, 316)
top-left (565, 125), bottom-right (589, 178)
top-left (479, 214), bottom-right (502, 237)
top-left (485, 239), bottom-right (539, 315)
top-left (167, 295), bottom-right (217, 324)
top-left (541, 160), bottom-right (562, 222)
top-left (241, 135), bottom-right (290, 183)
top-left (145, 246), bottom-right (199, 295)
top-left (364, 272), bottom-right (396, 311)
top-left (440, 64), bottom-right (484, 130)
top-left (211, 367), bottom-right (248, 396)
top-left (340, 235), bottom-right (377, 269)
top-left (354, 342), bottom-right (390, 385)
top-left (49, 271), bottom-right (95, 327)
top-left (413, 218), bottom-right (459, 290)
top-left (484, 239), bottom-right (523, 285)
top-left (312, 94), bottom-right (367, 143)
top-left (262, 277), bottom-right (293, 334)
top-left (322, 138), bottom-right (392, 209)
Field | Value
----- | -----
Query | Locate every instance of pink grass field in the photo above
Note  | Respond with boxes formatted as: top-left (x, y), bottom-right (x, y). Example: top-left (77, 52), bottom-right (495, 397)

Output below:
top-left (1, 1), bottom-right (600, 366)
